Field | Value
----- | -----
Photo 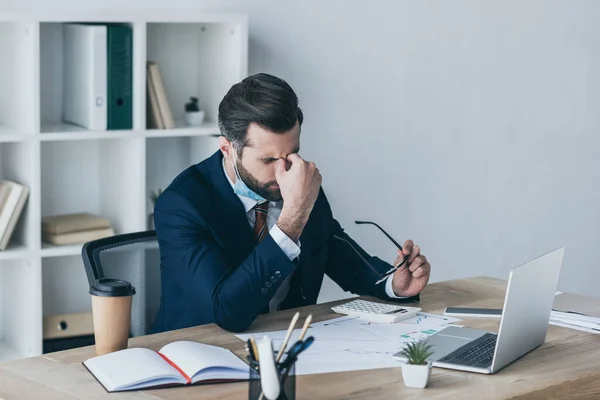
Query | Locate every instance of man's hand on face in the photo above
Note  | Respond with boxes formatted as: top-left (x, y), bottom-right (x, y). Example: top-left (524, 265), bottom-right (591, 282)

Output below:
top-left (274, 154), bottom-right (322, 242)
top-left (391, 240), bottom-right (431, 297)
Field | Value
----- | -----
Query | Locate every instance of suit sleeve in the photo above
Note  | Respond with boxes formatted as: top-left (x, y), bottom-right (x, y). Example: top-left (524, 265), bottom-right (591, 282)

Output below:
top-left (323, 199), bottom-right (419, 303)
top-left (154, 189), bottom-right (297, 332)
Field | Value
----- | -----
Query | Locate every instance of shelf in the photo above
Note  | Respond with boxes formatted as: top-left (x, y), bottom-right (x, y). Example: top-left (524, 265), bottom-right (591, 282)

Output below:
top-left (41, 121), bottom-right (87, 133)
top-left (41, 243), bottom-right (82, 258)
top-left (41, 139), bottom-right (144, 241)
top-left (38, 122), bottom-right (219, 140)
top-left (146, 22), bottom-right (246, 129)
top-left (0, 126), bottom-right (29, 143)
top-left (0, 11), bottom-right (248, 361)
top-left (146, 135), bottom-right (219, 214)
top-left (40, 240), bottom-right (158, 259)
top-left (40, 123), bottom-right (137, 141)
top-left (0, 245), bottom-right (29, 260)
top-left (0, 341), bottom-right (22, 362)
top-left (145, 121), bottom-right (220, 138)
top-left (0, 141), bottom-right (35, 253)
top-left (43, 256), bottom-right (92, 318)
top-left (0, 22), bottom-right (37, 136)
top-left (40, 22), bottom-right (135, 135)
top-left (0, 258), bottom-right (41, 359)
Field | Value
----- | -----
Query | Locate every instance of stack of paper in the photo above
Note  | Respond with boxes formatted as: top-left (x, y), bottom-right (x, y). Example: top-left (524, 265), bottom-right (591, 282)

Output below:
top-left (551, 292), bottom-right (600, 334)
top-left (550, 311), bottom-right (600, 334)
top-left (237, 312), bottom-right (461, 375)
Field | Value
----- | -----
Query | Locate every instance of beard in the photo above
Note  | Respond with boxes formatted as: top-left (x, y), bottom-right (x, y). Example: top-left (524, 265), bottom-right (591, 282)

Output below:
top-left (236, 159), bottom-right (282, 202)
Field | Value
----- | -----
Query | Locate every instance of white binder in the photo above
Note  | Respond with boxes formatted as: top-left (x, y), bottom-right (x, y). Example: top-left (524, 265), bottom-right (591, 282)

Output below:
top-left (62, 23), bottom-right (107, 131)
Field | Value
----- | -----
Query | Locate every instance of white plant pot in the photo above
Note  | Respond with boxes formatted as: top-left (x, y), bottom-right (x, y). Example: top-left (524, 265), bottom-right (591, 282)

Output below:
top-left (401, 361), bottom-right (432, 389)
top-left (184, 110), bottom-right (205, 126)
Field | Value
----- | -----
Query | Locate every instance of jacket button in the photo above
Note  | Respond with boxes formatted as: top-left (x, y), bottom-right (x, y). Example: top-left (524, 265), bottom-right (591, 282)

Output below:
top-left (271, 276), bottom-right (277, 282)
top-left (266, 282), bottom-right (272, 288)
top-left (261, 288), bottom-right (268, 294)
top-left (275, 271), bottom-right (282, 278)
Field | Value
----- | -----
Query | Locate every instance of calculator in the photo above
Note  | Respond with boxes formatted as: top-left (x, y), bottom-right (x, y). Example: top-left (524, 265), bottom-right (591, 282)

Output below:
top-left (331, 299), bottom-right (421, 323)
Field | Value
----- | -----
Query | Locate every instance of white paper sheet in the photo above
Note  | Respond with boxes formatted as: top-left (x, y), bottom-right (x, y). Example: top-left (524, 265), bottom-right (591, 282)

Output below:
top-left (236, 313), bottom-right (461, 375)
top-left (550, 320), bottom-right (600, 334)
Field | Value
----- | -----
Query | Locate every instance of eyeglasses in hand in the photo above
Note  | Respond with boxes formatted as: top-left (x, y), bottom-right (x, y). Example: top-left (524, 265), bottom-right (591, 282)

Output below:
top-left (333, 220), bottom-right (409, 285)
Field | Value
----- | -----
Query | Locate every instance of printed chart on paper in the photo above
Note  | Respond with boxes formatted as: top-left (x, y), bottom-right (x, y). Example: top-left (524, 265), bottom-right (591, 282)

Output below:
top-left (236, 312), bottom-right (461, 375)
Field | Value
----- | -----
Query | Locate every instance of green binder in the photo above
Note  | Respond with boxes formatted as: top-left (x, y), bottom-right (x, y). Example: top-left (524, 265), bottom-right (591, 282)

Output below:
top-left (106, 24), bottom-right (133, 130)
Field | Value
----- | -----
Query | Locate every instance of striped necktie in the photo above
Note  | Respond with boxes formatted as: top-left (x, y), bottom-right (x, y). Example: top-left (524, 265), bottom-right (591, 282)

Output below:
top-left (253, 201), bottom-right (269, 242)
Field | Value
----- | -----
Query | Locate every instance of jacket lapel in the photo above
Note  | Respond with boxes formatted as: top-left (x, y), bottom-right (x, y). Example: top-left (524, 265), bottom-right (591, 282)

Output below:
top-left (198, 151), bottom-right (257, 265)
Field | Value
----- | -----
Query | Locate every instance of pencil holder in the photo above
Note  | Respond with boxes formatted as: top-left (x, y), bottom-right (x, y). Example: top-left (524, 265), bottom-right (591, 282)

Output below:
top-left (248, 355), bottom-right (296, 400)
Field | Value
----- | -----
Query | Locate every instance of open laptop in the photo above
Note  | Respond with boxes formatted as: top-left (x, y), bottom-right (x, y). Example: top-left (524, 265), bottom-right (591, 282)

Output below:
top-left (394, 247), bottom-right (564, 374)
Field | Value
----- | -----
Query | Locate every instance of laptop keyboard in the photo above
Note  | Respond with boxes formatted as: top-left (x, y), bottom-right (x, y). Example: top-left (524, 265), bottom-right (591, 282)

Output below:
top-left (437, 333), bottom-right (497, 369)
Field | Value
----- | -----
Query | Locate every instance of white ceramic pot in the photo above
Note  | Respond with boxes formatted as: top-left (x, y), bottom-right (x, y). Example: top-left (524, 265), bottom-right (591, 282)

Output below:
top-left (401, 361), bottom-right (431, 389)
top-left (184, 110), bottom-right (205, 126)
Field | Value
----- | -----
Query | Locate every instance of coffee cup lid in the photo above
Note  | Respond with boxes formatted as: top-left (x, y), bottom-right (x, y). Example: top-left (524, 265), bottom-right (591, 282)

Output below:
top-left (89, 278), bottom-right (136, 297)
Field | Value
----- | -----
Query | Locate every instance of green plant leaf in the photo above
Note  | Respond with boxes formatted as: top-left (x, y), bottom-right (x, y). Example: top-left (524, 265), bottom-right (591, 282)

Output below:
top-left (149, 188), bottom-right (163, 204)
top-left (399, 340), bottom-right (434, 365)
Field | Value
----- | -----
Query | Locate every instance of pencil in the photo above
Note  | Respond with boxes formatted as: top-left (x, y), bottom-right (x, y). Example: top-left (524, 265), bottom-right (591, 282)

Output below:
top-left (298, 313), bottom-right (313, 341)
top-left (276, 311), bottom-right (300, 363)
top-left (249, 336), bottom-right (259, 361)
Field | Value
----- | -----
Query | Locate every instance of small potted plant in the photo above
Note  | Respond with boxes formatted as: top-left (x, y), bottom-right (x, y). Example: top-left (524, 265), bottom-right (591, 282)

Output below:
top-left (184, 96), bottom-right (205, 126)
top-left (398, 340), bottom-right (434, 389)
top-left (148, 188), bottom-right (163, 230)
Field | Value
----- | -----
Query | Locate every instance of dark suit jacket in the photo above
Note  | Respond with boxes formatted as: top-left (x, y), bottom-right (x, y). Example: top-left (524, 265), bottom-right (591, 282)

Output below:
top-left (152, 151), bottom-right (418, 333)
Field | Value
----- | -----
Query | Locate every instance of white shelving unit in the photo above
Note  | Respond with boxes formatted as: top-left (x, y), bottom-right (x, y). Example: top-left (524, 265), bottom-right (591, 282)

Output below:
top-left (0, 11), bottom-right (248, 362)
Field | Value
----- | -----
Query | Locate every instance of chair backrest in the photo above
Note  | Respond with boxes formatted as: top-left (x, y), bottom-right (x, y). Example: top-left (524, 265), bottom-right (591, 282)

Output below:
top-left (81, 230), bottom-right (161, 337)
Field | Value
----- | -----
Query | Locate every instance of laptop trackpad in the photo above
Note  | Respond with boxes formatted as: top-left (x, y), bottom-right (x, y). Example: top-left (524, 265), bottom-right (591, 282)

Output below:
top-left (424, 327), bottom-right (487, 361)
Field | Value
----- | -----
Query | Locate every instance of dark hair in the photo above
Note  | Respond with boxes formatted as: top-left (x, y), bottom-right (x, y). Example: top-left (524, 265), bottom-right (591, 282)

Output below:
top-left (218, 73), bottom-right (303, 154)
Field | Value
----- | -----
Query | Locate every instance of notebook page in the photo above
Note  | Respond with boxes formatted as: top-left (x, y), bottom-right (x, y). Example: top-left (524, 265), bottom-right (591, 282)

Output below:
top-left (84, 347), bottom-right (186, 391)
top-left (159, 341), bottom-right (249, 383)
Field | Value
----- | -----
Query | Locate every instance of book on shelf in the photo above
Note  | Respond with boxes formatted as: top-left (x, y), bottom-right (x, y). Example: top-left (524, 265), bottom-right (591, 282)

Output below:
top-left (42, 212), bottom-right (112, 235)
top-left (62, 23), bottom-right (133, 131)
top-left (42, 227), bottom-right (115, 246)
top-left (0, 184), bottom-right (10, 214)
top-left (83, 341), bottom-right (249, 392)
top-left (146, 64), bottom-right (165, 129)
top-left (63, 23), bottom-right (108, 130)
top-left (0, 180), bottom-right (29, 251)
top-left (106, 24), bottom-right (133, 130)
top-left (147, 61), bottom-right (175, 129)
top-left (42, 212), bottom-right (114, 245)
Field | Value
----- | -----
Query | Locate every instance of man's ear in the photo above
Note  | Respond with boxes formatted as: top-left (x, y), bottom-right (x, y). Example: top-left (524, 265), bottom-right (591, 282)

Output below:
top-left (218, 136), bottom-right (234, 160)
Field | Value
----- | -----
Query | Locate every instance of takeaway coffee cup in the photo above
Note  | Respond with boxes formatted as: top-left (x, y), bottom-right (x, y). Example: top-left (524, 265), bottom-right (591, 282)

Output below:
top-left (89, 278), bottom-right (136, 356)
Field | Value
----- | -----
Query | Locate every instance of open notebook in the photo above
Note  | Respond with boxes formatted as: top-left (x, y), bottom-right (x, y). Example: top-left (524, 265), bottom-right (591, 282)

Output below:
top-left (83, 341), bottom-right (249, 392)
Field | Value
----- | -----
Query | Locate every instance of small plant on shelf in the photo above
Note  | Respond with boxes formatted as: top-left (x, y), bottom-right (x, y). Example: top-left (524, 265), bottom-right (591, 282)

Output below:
top-left (185, 97), bottom-right (200, 112)
top-left (149, 188), bottom-right (163, 206)
top-left (184, 96), bottom-right (205, 126)
top-left (399, 340), bottom-right (434, 389)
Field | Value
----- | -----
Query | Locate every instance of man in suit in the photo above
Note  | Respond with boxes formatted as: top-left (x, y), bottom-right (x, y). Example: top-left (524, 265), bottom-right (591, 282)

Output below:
top-left (153, 73), bottom-right (431, 333)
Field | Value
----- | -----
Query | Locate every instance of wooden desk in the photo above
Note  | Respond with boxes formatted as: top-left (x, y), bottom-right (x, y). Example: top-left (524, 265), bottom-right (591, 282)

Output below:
top-left (1, 277), bottom-right (599, 399)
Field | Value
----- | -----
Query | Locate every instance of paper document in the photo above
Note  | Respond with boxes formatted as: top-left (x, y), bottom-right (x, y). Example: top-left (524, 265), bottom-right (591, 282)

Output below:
top-left (549, 310), bottom-right (600, 334)
top-left (548, 292), bottom-right (600, 334)
top-left (236, 313), bottom-right (461, 375)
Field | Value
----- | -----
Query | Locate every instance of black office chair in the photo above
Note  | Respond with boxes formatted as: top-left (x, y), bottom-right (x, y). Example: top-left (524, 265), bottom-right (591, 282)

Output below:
top-left (81, 230), bottom-right (162, 337)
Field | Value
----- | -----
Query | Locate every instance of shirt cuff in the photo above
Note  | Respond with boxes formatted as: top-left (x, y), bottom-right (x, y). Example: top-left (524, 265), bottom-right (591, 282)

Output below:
top-left (270, 224), bottom-right (301, 261)
top-left (385, 274), bottom-right (407, 299)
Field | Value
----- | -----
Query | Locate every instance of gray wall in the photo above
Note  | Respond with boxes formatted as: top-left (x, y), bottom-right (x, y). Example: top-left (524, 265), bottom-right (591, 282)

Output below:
top-left (5, 0), bottom-right (600, 301)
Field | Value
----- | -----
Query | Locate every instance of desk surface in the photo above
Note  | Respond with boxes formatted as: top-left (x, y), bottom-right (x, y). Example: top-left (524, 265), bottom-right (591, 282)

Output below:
top-left (1, 277), bottom-right (599, 400)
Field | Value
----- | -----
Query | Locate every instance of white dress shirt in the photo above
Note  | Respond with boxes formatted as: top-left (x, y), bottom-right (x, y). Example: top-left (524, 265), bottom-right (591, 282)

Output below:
top-left (222, 160), bottom-right (403, 312)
